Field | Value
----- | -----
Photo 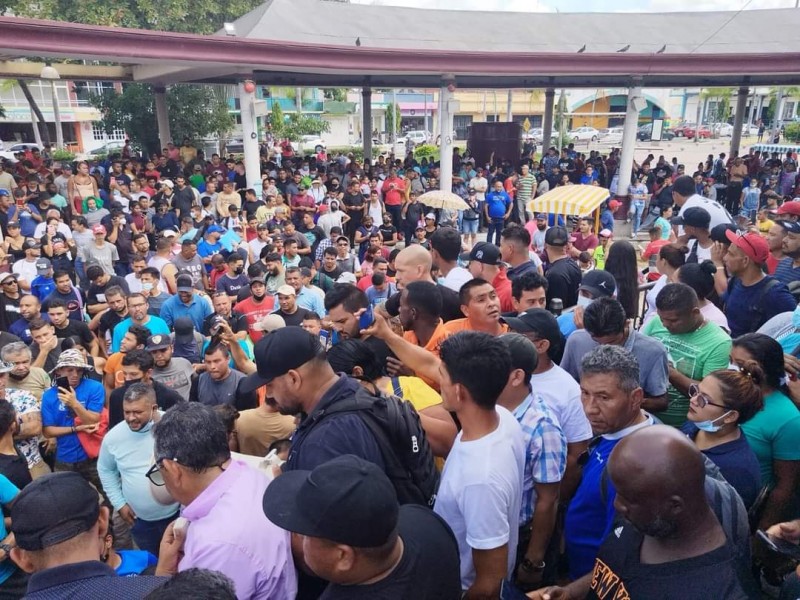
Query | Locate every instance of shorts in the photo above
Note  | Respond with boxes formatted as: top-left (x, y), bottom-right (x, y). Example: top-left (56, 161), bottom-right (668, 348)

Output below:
top-left (461, 219), bottom-right (479, 234)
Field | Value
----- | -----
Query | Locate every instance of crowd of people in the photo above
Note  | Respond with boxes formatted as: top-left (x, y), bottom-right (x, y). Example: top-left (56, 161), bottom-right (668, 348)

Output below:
top-left (0, 137), bottom-right (800, 599)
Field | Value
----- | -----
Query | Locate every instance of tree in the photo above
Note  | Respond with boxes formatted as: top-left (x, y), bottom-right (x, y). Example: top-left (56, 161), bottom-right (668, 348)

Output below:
top-left (17, 81), bottom-right (51, 145)
top-left (700, 87), bottom-right (733, 127)
top-left (323, 88), bottom-right (348, 102)
top-left (3, 0), bottom-right (263, 35)
top-left (385, 102), bottom-right (401, 137)
top-left (268, 102), bottom-right (329, 142)
top-left (89, 83), bottom-right (234, 154)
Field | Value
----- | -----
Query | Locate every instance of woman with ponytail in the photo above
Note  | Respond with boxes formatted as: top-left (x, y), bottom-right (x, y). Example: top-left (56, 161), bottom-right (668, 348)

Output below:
top-left (732, 333), bottom-right (800, 528)
top-left (681, 366), bottom-right (763, 508)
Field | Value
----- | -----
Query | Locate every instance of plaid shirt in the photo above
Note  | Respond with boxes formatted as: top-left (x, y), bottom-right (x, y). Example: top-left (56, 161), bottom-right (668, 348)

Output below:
top-left (513, 392), bottom-right (567, 524)
top-left (315, 238), bottom-right (334, 264)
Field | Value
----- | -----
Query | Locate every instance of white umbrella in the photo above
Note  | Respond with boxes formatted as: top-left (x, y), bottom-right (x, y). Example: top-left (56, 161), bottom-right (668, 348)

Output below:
top-left (418, 190), bottom-right (470, 211)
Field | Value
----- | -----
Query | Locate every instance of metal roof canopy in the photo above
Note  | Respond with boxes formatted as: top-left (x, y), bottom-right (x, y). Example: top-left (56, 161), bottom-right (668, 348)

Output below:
top-left (1, 0), bottom-right (800, 88)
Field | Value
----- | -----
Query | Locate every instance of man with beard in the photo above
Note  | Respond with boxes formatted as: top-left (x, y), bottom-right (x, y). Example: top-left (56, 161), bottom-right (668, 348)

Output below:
top-left (2, 342), bottom-right (50, 402)
top-left (107, 350), bottom-right (182, 429)
top-left (146, 335), bottom-right (194, 402)
top-left (234, 275), bottom-right (275, 343)
top-left (324, 283), bottom-right (394, 364)
top-left (94, 286), bottom-right (129, 353)
top-left (531, 213), bottom-right (549, 254)
top-left (0, 355), bottom-right (47, 479)
top-left (111, 293), bottom-right (170, 353)
top-left (263, 252), bottom-right (286, 295)
top-left (188, 344), bottom-right (257, 410)
top-left (530, 426), bottom-right (756, 600)
top-left (42, 271), bottom-right (84, 321)
top-left (98, 382), bottom-right (180, 556)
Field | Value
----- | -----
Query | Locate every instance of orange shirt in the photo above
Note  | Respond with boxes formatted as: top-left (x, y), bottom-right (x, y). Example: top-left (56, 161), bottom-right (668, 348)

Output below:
top-left (103, 352), bottom-right (126, 389)
top-left (441, 318), bottom-right (509, 336)
top-left (403, 320), bottom-right (450, 390)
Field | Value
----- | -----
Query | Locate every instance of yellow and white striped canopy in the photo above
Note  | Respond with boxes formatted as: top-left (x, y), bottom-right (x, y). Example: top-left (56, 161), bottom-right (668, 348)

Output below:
top-left (528, 184), bottom-right (610, 217)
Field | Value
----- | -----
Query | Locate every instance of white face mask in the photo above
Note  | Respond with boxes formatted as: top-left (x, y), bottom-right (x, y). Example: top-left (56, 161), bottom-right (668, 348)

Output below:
top-left (576, 294), bottom-right (593, 309)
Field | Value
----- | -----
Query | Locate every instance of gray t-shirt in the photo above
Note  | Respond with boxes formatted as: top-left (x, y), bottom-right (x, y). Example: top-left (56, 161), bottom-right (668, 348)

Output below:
top-left (196, 369), bottom-right (246, 407)
top-left (152, 357), bottom-right (194, 401)
top-left (171, 254), bottom-right (205, 290)
top-left (560, 329), bottom-right (669, 398)
top-left (82, 242), bottom-right (119, 276)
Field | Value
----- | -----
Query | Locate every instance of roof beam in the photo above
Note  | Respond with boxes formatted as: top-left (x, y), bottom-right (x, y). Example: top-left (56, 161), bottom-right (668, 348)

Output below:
top-left (0, 60), bottom-right (132, 81)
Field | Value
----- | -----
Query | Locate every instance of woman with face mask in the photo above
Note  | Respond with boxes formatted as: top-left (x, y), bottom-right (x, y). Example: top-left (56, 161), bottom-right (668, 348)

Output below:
top-left (681, 366), bottom-right (762, 509)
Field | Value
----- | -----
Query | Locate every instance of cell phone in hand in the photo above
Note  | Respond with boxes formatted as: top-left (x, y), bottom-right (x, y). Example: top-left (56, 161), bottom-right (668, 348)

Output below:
top-left (757, 530), bottom-right (800, 560)
top-left (55, 376), bottom-right (70, 390)
top-left (358, 305), bottom-right (375, 330)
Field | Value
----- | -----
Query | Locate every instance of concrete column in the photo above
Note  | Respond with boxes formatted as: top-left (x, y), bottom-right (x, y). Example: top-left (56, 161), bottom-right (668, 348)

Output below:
top-left (506, 90), bottom-right (513, 122)
top-left (542, 89), bottom-right (555, 152)
top-left (730, 86), bottom-right (749, 157)
top-left (362, 87), bottom-right (372, 162)
top-left (49, 81), bottom-right (64, 149)
top-left (238, 80), bottom-right (263, 196)
top-left (616, 83), bottom-right (643, 199)
top-left (154, 87), bottom-right (171, 150)
top-left (438, 82), bottom-right (455, 192)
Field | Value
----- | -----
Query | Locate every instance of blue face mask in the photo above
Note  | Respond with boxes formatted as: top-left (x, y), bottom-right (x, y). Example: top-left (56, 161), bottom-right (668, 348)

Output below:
top-left (695, 410), bottom-right (732, 433)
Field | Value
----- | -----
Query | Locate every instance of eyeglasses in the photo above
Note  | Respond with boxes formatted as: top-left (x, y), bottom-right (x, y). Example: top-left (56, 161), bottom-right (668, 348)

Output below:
top-left (688, 383), bottom-right (730, 410)
top-left (145, 457), bottom-right (175, 486)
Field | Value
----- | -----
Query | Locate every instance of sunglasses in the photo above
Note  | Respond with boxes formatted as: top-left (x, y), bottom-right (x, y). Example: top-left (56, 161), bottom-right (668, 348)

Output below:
top-left (688, 383), bottom-right (730, 410)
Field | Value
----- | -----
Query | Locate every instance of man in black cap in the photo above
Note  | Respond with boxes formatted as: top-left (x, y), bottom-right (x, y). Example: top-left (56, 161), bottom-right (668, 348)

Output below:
top-left (555, 269), bottom-right (617, 339)
top-left (10, 472), bottom-right (164, 597)
top-left (671, 174), bottom-right (733, 233)
top-left (262, 454), bottom-right (461, 599)
top-left (462, 241), bottom-right (513, 313)
top-left (542, 226), bottom-right (581, 310)
top-left (672, 206), bottom-right (713, 263)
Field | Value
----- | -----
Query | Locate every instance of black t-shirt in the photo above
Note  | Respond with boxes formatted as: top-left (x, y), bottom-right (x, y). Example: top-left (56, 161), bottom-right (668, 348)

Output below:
top-left (558, 158), bottom-right (575, 173)
top-left (342, 192), bottom-right (366, 216)
top-left (273, 307), bottom-right (316, 327)
top-left (98, 310), bottom-right (126, 339)
top-left (108, 381), bottom-right (183, 429)
top-left (87, 276), bottom-right (130, 309)
top-left (242, 199), bottom-right (265, 219)
top-left (0, 451), bottom-right (32, 490)
top-left (545, 256), bottom-right (581, 309)
top-left (320, 265), bottom-right (344, 281)
top-left (202, 311), bottom-right (249, 337)
top-left (320, 505), bottom-right (461, 600)
top-left (379, 224), bottom-right (397, 242)
top-left (585, 521), bottom-right (752, 600)
top-left (53, 320), bottom-right (94, 348)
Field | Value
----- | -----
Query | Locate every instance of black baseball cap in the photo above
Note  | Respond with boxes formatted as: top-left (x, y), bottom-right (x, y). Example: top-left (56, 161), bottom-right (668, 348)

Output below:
top-left (501, 308), bottom-right (565, 362)
top-left (671, 206), bottom-right (710, 229)
top-left (710, 223), bottom-right (738, 243)
top-left (544, 226), bottom-right (569, 247)
top-left (145, 334), bottom-right (171, 351)
top-left (240, 327), bottom-right (323, 393)
top-left (579, 270), bottom-right (616, 299)
top-left (459, 241), bottom-right (502, 265)
top-left (779, 219), bottom-right (800, 234)
top-left (500, 333), bottom-right (538, 375)
top-left (262, 454), bottom-right (398, 548)
top-left (12, 472), bottom-right (100, 551)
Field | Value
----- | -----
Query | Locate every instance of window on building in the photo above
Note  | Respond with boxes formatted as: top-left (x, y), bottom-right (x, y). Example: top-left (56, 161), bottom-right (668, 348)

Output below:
top-left (454, 115), bottom-right (473, 140)
top-left (92, 123), bottom-right (126, 142)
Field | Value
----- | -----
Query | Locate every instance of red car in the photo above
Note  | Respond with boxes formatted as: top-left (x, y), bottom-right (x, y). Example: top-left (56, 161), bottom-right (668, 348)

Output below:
top-left (684, 124), bottom-right (711, 139)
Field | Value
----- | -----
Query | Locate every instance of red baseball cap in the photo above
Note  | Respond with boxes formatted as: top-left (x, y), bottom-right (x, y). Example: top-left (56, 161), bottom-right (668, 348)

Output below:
top-left (725, 230), bottom-right (769, 264)
top-left (91, 224), bottom-right (106, 236)
top-left (776, 201), bottom-right (800, 216)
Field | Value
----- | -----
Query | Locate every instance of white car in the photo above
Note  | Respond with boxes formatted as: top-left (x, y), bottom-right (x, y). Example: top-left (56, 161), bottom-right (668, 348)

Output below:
top-left (405, 131), bottom-right (429, 145)
top-left (598, 127), bottom-right (624, 143)
top-left (568, 127), bottom-right (600, 142)
top-left (713, 123), bottom-right (734, 137)
top-left (292, 135), bottom-right (326, 154)
top-left (0, 142), bottom-right (42, 163)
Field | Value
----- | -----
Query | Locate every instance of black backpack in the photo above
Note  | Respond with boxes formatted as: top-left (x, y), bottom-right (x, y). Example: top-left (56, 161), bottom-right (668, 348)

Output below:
top-left (318, 385), bottom-right (440, 507)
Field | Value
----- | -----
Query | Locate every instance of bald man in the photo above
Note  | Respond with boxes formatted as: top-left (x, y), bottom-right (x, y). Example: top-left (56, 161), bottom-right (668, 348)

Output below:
top-left (385, 246), bottom-right (463, 322)
top-left (530, 426), bottom-right (757, 600)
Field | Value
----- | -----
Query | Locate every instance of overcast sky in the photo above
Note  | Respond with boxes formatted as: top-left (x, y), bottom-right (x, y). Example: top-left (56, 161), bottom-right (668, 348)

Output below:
top-left (350, 0), bottom-right (798, 12)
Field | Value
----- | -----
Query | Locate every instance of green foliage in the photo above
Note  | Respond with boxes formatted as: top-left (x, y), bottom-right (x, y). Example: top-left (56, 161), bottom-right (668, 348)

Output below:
top-left (414, 144), bottom-right (438, 160)
top-left (785, 123), bottom-right (800, 143)
top-left (89, 83), bottom-right (234, 153)
top-left (4, 0), bottom-right (262, 34)
top-left (51, 148), bottom-right (75, 161)
top-left (268, 103), bottom-right (329, 142)
top-left (323, 89), bottom-right (348, 102)
top-left (386, 103), bottom-right (401, 135)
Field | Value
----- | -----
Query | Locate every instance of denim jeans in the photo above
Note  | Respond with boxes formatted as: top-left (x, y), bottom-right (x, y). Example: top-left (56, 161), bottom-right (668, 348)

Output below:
top-left (631, 200), bottom-right (645, 235)
top-left (487, 218), bottom-right (505, 245)
top-left (131, 512), bottom-right (179, 557)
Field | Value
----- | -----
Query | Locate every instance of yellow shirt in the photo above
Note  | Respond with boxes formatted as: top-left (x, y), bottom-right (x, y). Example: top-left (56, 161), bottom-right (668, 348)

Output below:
top-left (382, 376), bottom-right (442, 414)
top-left (757, 218), bottom-right (774, 233)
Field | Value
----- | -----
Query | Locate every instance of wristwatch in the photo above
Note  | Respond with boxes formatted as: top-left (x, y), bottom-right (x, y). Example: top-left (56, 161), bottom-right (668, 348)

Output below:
top-left (520, 558), bottom-right (546, 572)
top-left (0, 543), bottom-right (13, 556)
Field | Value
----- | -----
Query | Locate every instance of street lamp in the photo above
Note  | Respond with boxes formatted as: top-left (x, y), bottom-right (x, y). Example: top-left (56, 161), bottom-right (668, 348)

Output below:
top-left (40, 63), bottom-right (63, 149)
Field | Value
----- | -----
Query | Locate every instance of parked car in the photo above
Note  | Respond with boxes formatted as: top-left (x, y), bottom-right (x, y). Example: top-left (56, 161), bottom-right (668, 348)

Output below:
top-left (636, 123), bottom-right (675, 141)
top-left (712, 123), bottom-right (734, 137)
top-left (684, 124), bottom-right (711, 139)
top-left (671, 122), bottom-right (694, 137)
top-left (293, 135), bottom-right (326, 154)
top-left (404, 130), bottom-right (430, 145)
top-left (567, 126), bottom-right (600, 142)
top-left (0, 143), bottom-right (42, 163)
top-left (224, 139), bottom-right (244, 154)
top-left (599, 127), bottom-right (624, 143)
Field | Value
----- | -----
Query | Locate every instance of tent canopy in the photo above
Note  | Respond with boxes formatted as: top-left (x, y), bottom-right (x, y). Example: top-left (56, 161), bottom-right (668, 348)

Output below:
top-left (528, 185), bottom-right (610, 218)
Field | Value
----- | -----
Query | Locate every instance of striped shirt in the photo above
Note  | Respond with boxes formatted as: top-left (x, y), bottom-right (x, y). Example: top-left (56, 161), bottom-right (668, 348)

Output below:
top-left (512, 392), bottom-right (567, 524)
top-left (773, 256), bottom-right (800, 287)
top-left (517, 173), bottom-right (538, 202)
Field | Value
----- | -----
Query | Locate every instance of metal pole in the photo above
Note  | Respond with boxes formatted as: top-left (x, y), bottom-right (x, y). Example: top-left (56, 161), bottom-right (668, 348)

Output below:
top-left (362, 87), bottom-right (372, 162)
top-left (482, 90), bottom-right (487, 121)
top-left (239, 81), bottom-right (263, 196)
top-left (542, 88), bottom-right (555, 153)
top-left (391, 88), bottom-right (398, 144)
top-left (776, 87), bottom-right (786, 134)
top-left (506, 89), bottom-right (513, 122)
top-left (424, 89), bottom-right (429, 136)
top-left (694, 89), bottom-right (703, 144)
top-left (730, 87), bottom-right (749, 157)
top-left (50, 80), bottom-right (64, 149)
top-left (439, 82), bottom-right (454, 192)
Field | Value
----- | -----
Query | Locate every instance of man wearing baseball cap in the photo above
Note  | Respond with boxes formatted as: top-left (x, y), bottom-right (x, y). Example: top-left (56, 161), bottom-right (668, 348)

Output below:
top-left (461, 241), bottom-right (513, 312)
top-left (555, 269), bottom-right (617, 339)
top-left (543, 226), bottom-right (581, 310)
top-left (722, 229), bottom-right (795, 337)
top-left (776, 199), bottom-right (800, 222)
top-left (10, 472), bottom-right (164, 597)
top-left (262, 455), bottom-right (461, 599)
top-left (774, 219), bottom-right (800, 287)
top-left (11, 239), bottom-right (40, 292)
top-left (672, 206), bottom-right (713, 264)
top-left (30, 258), bottom-right (55, 304)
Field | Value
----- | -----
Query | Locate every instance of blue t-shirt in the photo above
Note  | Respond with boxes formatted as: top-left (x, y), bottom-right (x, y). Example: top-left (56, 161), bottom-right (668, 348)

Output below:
top-left (557, 311), bottom-right (579, 339)
top-left (116, 550), bottom-right (157, 576)
top-left (31, 276), bottom-right (56, 304)
top-left (723, 276), bottom-right (797, 338)
top-left (111, 316), bottom-right (170, 353)
top-left (41, 377), bottom-right (105, 463)
top-left (773, 257), bottom-right (800, 287)
top-left (0, 475), bottom-right (18, 584)
top-left (485, 191), bottom-right (511, 219)
top-left (681, 423), bottom-right (761, 509)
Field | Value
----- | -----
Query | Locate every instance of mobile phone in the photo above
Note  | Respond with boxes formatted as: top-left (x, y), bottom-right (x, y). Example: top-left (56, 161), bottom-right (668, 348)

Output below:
top-left (55, 376), bottom-right (70, 390)
top-left (358, 305), bottom-right (374, 330)
top-left (757, 530), bottom-right (800, 560)
top-left (319, 329), bottom-right (331, 351)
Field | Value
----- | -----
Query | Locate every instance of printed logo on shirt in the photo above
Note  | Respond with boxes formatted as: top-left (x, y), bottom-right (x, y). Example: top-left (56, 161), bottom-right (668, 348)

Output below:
top-left (589, 558), bottom-right (630, 600)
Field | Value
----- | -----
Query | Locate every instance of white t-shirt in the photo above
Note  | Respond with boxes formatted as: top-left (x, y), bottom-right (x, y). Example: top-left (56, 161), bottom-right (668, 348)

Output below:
top-left (12, 259), bottom-right (38, 286)
top-left (642, 275), bottom-right (668, 327)
top-left (442, 267), bottom-right (473, 293)
top-left (125, 273), bottom-right (143, 294)
top-left (677, 194), bottom-right (733, 235)
top-left (317, 212), bottom-right (345, 238)
top-left (33, 222), bottom-right (72, 241)
top-left (529, 365), bottom-right (592, 444)
top-left (434, 406), bottom-right (525, 590)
